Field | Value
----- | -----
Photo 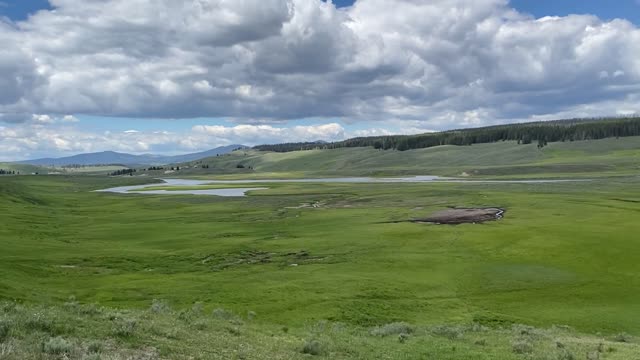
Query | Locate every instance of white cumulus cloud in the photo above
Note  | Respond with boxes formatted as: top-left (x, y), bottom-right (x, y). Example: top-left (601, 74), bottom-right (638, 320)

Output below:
top-left (0, 0), bottom-right (640, 159)
top-left (0, 0), bottom-right (637, 125)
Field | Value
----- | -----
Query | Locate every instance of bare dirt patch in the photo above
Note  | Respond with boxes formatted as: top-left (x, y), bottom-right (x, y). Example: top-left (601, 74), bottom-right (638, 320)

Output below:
top-left (415, 208), bottom-right (504, 225)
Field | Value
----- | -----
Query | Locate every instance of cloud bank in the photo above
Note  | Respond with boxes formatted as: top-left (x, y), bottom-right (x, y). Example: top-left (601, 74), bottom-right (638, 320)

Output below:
top-left (1, 0), bottom-right (640, 159)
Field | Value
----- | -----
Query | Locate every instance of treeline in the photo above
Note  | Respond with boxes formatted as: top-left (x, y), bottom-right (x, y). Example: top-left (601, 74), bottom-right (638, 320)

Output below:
top-left (62, 164), bottom-right (123, 168)
top-left (254, 117), bottom-right (640, 152)
top-left (110, 169), bottom-right (136, 176)
top-left (0, 169), bottom-right (18, 175)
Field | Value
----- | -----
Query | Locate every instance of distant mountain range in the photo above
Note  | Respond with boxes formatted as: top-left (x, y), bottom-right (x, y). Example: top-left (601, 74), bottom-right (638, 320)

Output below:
top-left (16, 145), bottom-right (247, 166)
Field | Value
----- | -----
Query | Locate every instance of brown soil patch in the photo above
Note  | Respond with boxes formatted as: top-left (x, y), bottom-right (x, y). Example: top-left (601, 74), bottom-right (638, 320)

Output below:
top-left (415, 208), bottom-right (504, 224)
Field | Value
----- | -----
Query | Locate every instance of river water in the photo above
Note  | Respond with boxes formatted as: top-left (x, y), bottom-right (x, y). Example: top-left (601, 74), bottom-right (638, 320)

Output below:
top-left (96, 176), bottom-right (588, 197)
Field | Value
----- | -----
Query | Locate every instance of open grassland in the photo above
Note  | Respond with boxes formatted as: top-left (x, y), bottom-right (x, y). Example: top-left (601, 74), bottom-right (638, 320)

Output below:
top-left (173, 136), bottom-right (640, 179)
top-left (1, 173), bottom-right (640, 358)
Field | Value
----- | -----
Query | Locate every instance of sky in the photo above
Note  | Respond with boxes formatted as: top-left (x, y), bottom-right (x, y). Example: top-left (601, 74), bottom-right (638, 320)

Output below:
top-left (1, 1), bottom-right (640, 160)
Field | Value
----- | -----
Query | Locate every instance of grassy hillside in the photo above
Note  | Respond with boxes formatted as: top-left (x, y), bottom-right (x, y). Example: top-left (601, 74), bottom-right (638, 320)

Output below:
top-left (171, 136), bottom-right (640, 178)
top-left (0, 162), bottom-right (47, 175)
top-left (254, 117), bottom-right (640, 152)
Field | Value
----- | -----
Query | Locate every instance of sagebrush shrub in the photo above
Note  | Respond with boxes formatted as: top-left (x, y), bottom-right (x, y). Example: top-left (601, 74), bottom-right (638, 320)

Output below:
top-left (80, 304), bottom-right (103, 316)
top-left (64, 296), bottom-right (79, 311)
top-left (25, 312), bottom-right (53, 333)
top-left (226, 326), bottom-right (241, 336)
top-left (43, 337), bottom-right (72, 355)
top-left (150, 299), bottom-right (170, 314)
top-left (301, 339), bottom-right (322, 356)
top-left (212, 308), bottom-right (236, 321)
top-left (586, 351), bottom-right (600, 360)
top-left (613, 333), bottom-right (632, 343)
top-left (512, 324), bottom-right (542, 338)
top-left (431, 325), bottom-right (464, 340)
top-left (370, 322), bottom-right (414, 337)
top-left (113, 319), bottom-right (137, 338)
top-left (0, 320), bottom-right (9, 342)
top-left (87, 340), bottom-right (103, 353)
top-left (193, 320), bottom-right (208, 331)
top-left (398, 333), bottom-right (410, 343)
top-left (511, 339), bottom-right (534, 354)
top-left (191, 302), bottom-right (204, 316)
top-left (558, 348), bottom-right (576, 360)
top-left (0, 302), bottom-right (17, 314)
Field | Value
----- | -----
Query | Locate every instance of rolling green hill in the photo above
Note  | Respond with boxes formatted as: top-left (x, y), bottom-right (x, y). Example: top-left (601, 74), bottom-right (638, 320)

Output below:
top-left (171, 136), bottom-right (640, 179)
top-left (0, 162), bottom-right (48, 175)
top-left (254, 117), bottom-right (640, 152)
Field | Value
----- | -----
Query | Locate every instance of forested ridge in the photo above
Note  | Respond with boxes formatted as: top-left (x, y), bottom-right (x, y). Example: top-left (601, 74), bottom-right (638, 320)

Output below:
top-left (254, 117), bottom-right (640, 152)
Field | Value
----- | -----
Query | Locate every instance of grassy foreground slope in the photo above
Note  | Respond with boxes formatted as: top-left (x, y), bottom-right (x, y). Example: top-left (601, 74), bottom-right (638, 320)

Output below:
top-left (175, 136), bottom-right (640, 178)
top-left (1, 301), bottom-right (638, 359)
top-left (1, 173), bottom-right (640, 358)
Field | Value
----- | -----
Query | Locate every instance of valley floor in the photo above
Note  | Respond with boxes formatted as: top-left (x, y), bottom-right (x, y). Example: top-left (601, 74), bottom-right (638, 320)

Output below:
top-left (2, 139), bottom-right (640, 358)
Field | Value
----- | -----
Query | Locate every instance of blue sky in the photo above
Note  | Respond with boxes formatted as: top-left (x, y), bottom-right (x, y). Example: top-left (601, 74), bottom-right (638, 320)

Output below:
top-left (0, 0), bottom-right (52, 21)
top-left (4, 1), bottom-right (639, 23)
top-left (1, 0), bottom-right (640, 160)
top-left (511, 0), bottom-right (640, 24)
top-left (331, 0), bottom-right (640, 23)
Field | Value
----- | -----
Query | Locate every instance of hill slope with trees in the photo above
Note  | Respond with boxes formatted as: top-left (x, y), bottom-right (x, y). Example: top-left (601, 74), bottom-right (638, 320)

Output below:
top-left (254, 117), bottom-right (640, 152)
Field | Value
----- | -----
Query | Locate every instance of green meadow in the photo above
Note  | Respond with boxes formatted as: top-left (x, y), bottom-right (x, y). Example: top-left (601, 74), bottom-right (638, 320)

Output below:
top-left (1, 138), bottom-right (640, 358)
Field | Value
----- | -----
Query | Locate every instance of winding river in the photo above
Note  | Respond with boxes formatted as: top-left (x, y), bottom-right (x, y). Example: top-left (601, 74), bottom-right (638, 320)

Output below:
top-left (96, 176), bottom-right (589, 197)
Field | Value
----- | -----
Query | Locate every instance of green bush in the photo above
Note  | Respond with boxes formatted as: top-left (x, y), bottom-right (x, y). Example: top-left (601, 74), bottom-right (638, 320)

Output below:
top-left (42, 337), bottom-right (72, 355)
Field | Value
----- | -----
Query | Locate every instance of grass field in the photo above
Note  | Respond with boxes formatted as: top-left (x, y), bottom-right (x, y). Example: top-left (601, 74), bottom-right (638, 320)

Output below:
top-left (2, 139), bottom-right (640, 358)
